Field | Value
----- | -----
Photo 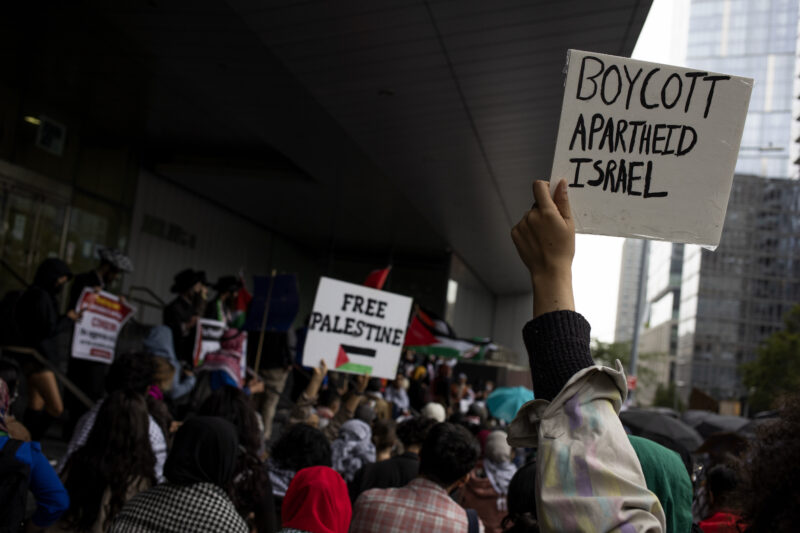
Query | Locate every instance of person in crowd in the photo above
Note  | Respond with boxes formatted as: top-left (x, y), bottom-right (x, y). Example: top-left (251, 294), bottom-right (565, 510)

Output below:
top-left (372, 419), bottom-right (396, 462)
top-left (59, 352), bottom-right (167, 482)
top-left (348, 416), bottom-right (436, 502)
top-left (408, 365), bottom-right (429, 412)
top-left (142, 325), bottom-right (196, 402)
top-left (731, 392), bottom-right (800, 532)
top-left (319, 373), bottom-right (370, 442)
top-left (163, 268), bottom-right (207, 366)
top-left (204, 276), bottom-right (242, 327)
top-left (431, 363), bottom-right (453, 409)
top-left (280, 466), bottom-right (352, 533)
top-left (316, 388), bottom-right (340, 430)
top-left (52, 390), bottom-right (155, 532)
top-left (198, 386), bottom-right (276, 533)
top-left (268, 422), bottom-right (332, 514)
top-left (451, 373), bottom-right (475, 414)
top-left (109, 416), bottom-right (248, 533)
top-left (363, 378), bottom-right (391, 421)
top-left (350, 422), bottom-right (482, 533)
top-left (506, 179), bottom-right (664, 531)
top-left (331, 418), bottom-right (376, 483)
top-left (384, 375), bottom-right (410, 418)
top-left (500, 461), bottom-right (538, 533)
top-left (0, 359), bottom-right (29, 439)
top-left (3, 258), bottom-right (73, 440)
top-left (288, 360), bottom-right (328, 427)
top-left (64, 248), bottom-right (134, 430)
top-left (698, 464), bottom-right (741, 533)
top-left (420, 401), bottom-right (446, 423)
top-left (460, 430), bottom-right (518, 533)
top-left (193, 329), bottom-right (263, 408)
top-left (0, 378), bottom-right (69, 532)
top-left (628, 435), bottom-right (693, 533)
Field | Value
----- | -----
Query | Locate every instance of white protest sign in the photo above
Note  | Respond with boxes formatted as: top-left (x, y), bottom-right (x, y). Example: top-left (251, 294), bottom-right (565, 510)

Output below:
top-left (71, 289), bottom-right (136, 364)
top-left (192, 319), bottom-right (247, 380)
top-left (303, 277), bottom-right (413, 379)
top-left (550, 49), bottom-right (753, 247)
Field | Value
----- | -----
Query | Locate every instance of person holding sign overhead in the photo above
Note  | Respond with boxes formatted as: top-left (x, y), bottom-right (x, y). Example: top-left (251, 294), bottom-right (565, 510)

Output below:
top-left (507, 179), bottom-right (664, 532)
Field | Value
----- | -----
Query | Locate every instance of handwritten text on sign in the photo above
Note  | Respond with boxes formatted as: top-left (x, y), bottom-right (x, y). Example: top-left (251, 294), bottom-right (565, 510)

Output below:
top-left (550, 50), bottom-right (753, 246)
top-left (303, 277), bottom-right (413, 379)
top-left (71, 289), bottom-right (136, 364)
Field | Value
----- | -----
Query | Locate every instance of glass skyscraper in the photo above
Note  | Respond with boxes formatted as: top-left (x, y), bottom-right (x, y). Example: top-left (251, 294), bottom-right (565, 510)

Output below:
top-left (686, 0), bottom-right (798, 179)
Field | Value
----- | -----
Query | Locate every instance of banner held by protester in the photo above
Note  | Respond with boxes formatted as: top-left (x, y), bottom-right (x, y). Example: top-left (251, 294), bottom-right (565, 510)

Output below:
top-left (303, 277), bottom-right (413, 379)
top-left (550, 49), bottom-right (753, 247)
top-left (71, 289), bottom-right (136, 364)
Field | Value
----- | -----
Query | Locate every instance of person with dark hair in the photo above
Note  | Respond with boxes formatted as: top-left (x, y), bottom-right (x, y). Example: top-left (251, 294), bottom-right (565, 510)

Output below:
top-left (460, 430), bottom-right (519, 533)
top-left (280, 466), bottom-right (352, 533)
top-left (350, 422), bottom-right (482, 533)
top-left (163, 268), bottom-right (207, 366)
top-left (109, 416), bottom-right (248, 533)
top-left (699, 464), bottom-right (741, 533)
top-left (52, 390), bottom-right (154, 532)
top-left (0, 377), bottom-right (69, 532)
top-left (268, 422), bottom-right (332, 515)
top-left (317, 388), bottom-right (341, 430)
top-left (198, 386), bottom-right (276, 533)
top-left (505, 180), bottom-right (664, 531)
top-left (348, 416), bottom-right (436, 502)
top-left (204, 275), bottom-right (242, 327)
top-left (372, 419), bottom-right (397, 462)
top-left (58, 352), bottom-right (167, 482)
top-left (501, 461), bottom-right (538, 533)
top-left (4, 258), bottom-right (73, 439)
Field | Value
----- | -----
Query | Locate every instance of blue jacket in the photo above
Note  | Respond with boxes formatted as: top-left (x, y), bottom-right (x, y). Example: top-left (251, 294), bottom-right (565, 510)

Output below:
top-left (0, 435), bottom-right (70, 526)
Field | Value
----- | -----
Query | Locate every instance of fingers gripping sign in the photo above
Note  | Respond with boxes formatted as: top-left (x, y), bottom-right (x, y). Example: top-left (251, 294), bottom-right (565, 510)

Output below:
top-left (511, 179), bottom-right (576, 318)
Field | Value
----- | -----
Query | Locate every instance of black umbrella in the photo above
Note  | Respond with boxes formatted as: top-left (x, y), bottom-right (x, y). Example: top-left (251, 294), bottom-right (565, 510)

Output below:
top-left (621, 408), bottom-right (704, 458)
top-left (682, 410), bottom-right (749, 438)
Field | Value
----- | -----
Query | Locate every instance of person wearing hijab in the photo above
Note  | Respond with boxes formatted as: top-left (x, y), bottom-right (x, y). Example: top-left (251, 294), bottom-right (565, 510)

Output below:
top-left (0, 378), bottom-right (69, 530)
top-left (7, 258), bottom-right (73, 439)
top-left (280, 466), bottom-right (352, 533)
top-left (109, 416), bottom-right (247, 533)
top-left (460, 430), bottom-right (519, 533)
top-left (628, 435), bottom-right (694, 533)
top-left (331, 418), bottom-right (376, 483)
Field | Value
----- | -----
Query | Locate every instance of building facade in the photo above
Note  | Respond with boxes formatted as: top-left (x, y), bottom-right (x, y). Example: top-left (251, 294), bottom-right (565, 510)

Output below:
top-left (676, 174), bottom-right (800, 401)
top-left (615, 238), bottom-right (645, 344)
top-left (686, 0), bottom-right (799, 179)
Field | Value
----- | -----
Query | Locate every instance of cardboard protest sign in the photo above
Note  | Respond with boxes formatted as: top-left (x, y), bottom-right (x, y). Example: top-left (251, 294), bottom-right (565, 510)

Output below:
top-left (71, 289), bottom-right (136, 364)
top-left (550, 49), bottom-right (753, 247)
top-left (303, 277), bottom-right (413, 379)
top-left (191, 319), bottom-right (246, 381)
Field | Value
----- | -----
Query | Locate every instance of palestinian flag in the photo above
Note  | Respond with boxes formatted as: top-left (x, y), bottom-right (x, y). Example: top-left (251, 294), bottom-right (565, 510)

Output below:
top-left (364, 266), bottom-right (391, 290)
top-left (231, 273), bottom-right (252, 330)
top-left (403, 307), bottom-right (496, 360)
top-left (335, 344), bottom-right (374, 374)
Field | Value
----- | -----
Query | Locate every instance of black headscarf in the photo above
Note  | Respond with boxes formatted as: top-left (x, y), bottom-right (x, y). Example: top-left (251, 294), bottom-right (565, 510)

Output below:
top-left (164, 416), bottom-right (239, 487)
top-left (32, 257), bottom-right (72, 295)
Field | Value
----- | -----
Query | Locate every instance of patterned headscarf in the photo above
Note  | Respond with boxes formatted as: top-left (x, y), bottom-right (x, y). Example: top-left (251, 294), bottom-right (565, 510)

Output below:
top-left (0, 378), bottom-right (10, 434)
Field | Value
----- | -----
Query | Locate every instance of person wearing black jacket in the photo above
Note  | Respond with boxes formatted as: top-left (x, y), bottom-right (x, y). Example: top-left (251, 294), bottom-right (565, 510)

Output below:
top-left (348, 416), bottom-right (437, 503)
top-left (7, 258), bottom-right (73, 439)
top-left (163, 269), bottom-right (207, 367)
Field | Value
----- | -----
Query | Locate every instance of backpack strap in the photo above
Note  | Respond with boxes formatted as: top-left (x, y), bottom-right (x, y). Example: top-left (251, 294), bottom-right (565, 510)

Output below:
top-left (466, 508), bottom-right (480, 533)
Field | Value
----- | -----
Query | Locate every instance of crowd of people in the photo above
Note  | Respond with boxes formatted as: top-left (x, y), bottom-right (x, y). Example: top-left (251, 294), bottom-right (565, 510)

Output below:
top-left (0, 179), bottom-right (797, 532)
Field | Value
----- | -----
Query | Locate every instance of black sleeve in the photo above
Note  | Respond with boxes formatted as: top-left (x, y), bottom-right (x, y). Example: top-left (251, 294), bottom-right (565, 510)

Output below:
top-left (522, 310), bottom-right (594, 402)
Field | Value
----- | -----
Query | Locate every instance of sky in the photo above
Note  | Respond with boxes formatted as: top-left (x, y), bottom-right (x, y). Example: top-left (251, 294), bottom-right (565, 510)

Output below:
top-left (569, 0), bottom-right (689, 342)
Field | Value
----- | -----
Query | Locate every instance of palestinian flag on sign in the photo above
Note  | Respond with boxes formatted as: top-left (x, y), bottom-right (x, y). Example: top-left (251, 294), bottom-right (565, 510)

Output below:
top-left (403, 307), bottom-right (496, 360)
top-left (335, 344), bottom-right (375, 374)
